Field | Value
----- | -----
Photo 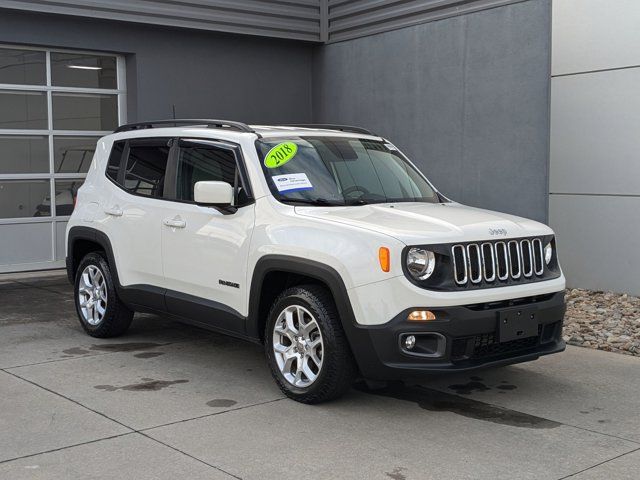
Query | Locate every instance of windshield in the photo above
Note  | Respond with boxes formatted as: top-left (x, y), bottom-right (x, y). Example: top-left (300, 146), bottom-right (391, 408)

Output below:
top-left (256, 137), bottom-right (441, 206)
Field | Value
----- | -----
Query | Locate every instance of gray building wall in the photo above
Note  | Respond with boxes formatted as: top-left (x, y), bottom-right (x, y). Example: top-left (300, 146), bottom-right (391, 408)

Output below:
top-left (0, 0), bottom-right (322, 42)
top-left (550, 0), bottom-right (640, 295)
top-left (0, 0), bottom-right (538, 44)
top-left (314, 0), bottom-right (550, 221)
top-left (0, 9), bottom-right (315, 124)
top-left (326, 0), bottom-right (532, 43)
top-left (313, 0), bottom-right (551, 223)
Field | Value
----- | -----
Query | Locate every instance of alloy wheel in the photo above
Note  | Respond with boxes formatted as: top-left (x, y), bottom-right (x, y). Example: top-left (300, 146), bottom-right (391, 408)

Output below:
top-left (78, 265), bottom-right (108, 325)
top-left (272, 305), bottom-right (324, 387)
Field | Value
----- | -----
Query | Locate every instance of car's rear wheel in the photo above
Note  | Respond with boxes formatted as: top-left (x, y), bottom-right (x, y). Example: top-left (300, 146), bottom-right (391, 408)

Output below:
top-left (74, 252), bottom-right (133, 338)
top-left (265, 285), bottom-right (357, 403)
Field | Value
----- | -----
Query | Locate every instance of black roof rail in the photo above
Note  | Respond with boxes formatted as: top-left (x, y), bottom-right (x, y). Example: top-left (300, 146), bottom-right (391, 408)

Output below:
top-left (283, 124), bottom-right (376, 136)
top-left (114, 119), bottom-right (256, 134)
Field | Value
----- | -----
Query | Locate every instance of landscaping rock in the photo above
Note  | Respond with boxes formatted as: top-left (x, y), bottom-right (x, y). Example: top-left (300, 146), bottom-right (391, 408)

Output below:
top-left (563, 288), bottom-right (640, 356)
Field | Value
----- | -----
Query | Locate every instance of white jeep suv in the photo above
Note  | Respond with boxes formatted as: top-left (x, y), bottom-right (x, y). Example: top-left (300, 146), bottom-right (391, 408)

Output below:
top-left (66, 119), bottom-right (566, 403)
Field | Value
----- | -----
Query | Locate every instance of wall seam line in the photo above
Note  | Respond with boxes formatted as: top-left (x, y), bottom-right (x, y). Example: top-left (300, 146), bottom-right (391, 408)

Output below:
top-left (550, 193), bottom-right (640, 198)
top-left (552, 64), bottom-right (640, 78)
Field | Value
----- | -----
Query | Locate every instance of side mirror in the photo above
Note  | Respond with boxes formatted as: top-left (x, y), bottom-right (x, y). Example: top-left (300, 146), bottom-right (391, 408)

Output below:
top-left (194, 181), bottom-right (233, 206)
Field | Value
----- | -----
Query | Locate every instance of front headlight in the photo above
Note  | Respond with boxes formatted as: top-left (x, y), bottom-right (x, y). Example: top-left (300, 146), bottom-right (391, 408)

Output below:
top-left (544, 242), bottom-right (553, 265)
top-left (406, 248), bottom-right (436, 280)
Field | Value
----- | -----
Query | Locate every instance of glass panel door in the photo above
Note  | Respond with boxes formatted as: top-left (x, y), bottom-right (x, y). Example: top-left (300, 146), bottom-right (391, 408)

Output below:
top-left (0, 44), bottom-right (125, 273)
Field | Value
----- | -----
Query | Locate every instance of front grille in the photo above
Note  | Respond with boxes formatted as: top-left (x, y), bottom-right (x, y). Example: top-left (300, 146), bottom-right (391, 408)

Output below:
top-left (471, 327), bottom-right (541, 359)
top-left (450, 321), bottom-right (563, 363)
top-left (452, 237), bottom-right (546, 287)
top-left (451, 325), bottom-right (543, 362)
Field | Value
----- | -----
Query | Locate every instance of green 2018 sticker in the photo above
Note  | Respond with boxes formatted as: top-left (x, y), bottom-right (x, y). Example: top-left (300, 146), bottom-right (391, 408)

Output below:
top-left (264, 142), bottom-right (298, 169)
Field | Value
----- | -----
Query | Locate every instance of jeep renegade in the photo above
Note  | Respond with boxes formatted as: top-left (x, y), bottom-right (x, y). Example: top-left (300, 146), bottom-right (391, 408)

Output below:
top-left (66, 120), bottom-right (566, 403)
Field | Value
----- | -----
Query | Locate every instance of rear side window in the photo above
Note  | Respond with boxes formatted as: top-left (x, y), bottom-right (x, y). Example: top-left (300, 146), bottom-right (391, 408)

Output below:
top-left (123, 139), bottom-right (170, 198)
top-left (106, 141), bottom-right (124, 184)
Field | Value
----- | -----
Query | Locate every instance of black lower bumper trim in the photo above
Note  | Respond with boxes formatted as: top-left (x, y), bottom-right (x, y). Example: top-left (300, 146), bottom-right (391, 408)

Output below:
top-left (344, 291), bottom-right (566, 380)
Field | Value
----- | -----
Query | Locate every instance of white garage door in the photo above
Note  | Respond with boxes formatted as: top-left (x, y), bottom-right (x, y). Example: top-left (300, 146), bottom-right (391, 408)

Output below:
top-left (0, 45), bottom-right (126, 273)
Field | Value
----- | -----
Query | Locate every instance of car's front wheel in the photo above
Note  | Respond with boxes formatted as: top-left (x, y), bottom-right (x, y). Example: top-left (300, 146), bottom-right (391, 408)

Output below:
top-left (265, 285), bottom-right (357, 403)
top-left (74, 252), bottom-right (133, 338)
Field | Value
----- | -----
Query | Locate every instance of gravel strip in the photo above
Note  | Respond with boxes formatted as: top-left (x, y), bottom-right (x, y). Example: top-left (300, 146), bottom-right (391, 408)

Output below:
top-left (563, 288), bottom-right (640, 356)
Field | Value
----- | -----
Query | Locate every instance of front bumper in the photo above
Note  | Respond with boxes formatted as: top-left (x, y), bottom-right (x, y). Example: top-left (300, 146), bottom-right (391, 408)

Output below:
top-left (343, 291), bottom-right (566, 380)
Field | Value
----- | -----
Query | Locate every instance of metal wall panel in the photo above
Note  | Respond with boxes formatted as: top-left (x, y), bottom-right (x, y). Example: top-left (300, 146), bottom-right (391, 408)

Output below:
top-left (1, 0), bottom-right (543, 44)
top-left (55, 221), bottom-right (68, 262)
top-left (549, 195), bottom-right (640, 295)
top-left (550, 0), bottom-right (640, 294)
top-left (0, 0), bottom-right (322, 42)
top-left (550, 68), bottom-right (640, 196)
top-left (314, 0), bottom-right (551, 222)
top-left (552, 0), bottom-right (640, 75)
top-left (0, 222), bottom-right (53, 269)
top-left (327, 0), bottom-right (531, 43)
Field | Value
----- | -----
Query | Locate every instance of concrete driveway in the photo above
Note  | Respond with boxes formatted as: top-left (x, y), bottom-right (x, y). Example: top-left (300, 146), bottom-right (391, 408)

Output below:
top-left (1, 271), bottom-right (639, 480)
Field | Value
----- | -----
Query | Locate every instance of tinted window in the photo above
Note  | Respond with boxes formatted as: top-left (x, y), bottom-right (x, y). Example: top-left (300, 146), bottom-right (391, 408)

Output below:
top-left (50, 52), bottom-right (117, 89)
top-left (0, 180), bottom-right (50, 219)
top-left (54, 179), bottom-right (84, 216)
top-left (176, 143), bottom-right (237, 202)
top-left (106, 141), bottom-right (125, 184)
top-left (0, 135), bottom-right (49, 174)
top-left (123, 140), bottom-right (170, 198)
top-left (0, 90), bottom-right (47, 129)
top-left (52, 93), bottom-right (118, 131)
top-left (0, 47), bottom-right (46, 85)
top-left (53, 136), bottom-right (99, 174)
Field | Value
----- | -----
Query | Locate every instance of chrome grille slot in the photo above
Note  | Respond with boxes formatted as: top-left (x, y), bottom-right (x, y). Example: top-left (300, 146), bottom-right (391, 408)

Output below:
top-left (508, 240), bottom-right (521, 279)
top-left (467, 244), bottom-right (482, 284)
top-left (521, 239), bottom-right (533, 277)
top-left (449, 237), bottom-right (545, 286)
top-left (495, 241), bottom-right (509, 280)
top-left (452, 245), bottom-right (467, 285)
top-left (532, 238), bottom-right (544, 275)
top-left (481, 243), bottom-right (495, 281)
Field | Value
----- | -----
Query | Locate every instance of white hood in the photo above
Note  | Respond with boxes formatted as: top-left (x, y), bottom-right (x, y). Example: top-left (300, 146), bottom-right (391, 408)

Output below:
top-left (295, 202), bottom-right (553, 245)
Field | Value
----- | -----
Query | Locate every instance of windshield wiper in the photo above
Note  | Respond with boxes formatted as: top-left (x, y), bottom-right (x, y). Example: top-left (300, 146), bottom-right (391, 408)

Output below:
top-left (344, 198), bottom-right (370, 206)
top-left (280, 197), bottom-right (345, 207)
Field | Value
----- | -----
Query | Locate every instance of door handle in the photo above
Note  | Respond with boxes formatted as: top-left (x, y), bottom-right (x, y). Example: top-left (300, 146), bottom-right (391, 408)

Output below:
top-left (104, 206), bottom-right (123, 217)
top-left (163, 217), bottom-right (186, 229)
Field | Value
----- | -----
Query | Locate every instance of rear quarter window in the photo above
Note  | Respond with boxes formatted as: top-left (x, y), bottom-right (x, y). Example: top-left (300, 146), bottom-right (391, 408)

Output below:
top-left (106, 140), bottom-right (125, 184)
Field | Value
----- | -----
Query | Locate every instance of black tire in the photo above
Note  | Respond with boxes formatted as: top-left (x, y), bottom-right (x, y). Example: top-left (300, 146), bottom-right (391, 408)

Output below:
top-left (265, 284), bottom-right (357, 404)
top-left (74, 252), bottom-right (133, 338)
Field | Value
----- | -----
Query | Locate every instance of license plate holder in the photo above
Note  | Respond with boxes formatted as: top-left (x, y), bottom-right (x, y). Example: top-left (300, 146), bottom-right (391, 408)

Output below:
top-left (498, 307), bottom-right (539, 342)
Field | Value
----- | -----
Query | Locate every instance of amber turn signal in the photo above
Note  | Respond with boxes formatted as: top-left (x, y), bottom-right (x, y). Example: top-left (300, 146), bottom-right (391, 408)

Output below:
top-left (378, 247), bottom-right (390, 272)
top-left (408, 310), bottom-right (436, 321)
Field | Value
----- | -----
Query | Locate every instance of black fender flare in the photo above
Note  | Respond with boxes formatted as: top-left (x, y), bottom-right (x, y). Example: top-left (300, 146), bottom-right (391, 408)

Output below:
top-left (247, 255), bottom-right (377, 374)
top-left (66, 226), bottom-right (166, 311)
top-left (66, 226), bottom-right (119, 285)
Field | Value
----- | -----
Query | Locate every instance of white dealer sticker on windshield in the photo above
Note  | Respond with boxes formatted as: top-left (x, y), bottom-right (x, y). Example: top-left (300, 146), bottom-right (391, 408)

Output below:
top-left (272, 173), bottom-right (313, 193)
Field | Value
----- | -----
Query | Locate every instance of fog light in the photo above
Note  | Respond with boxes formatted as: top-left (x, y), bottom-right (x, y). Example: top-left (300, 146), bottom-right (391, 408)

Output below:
top-left (408, 310), bottom-right (436, 321)
top-left (404, 335), bottom-right (416, 350)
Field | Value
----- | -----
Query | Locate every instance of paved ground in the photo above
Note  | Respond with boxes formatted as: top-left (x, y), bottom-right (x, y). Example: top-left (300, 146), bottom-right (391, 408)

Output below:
top-left (1, 271), bottom-right (639, 480)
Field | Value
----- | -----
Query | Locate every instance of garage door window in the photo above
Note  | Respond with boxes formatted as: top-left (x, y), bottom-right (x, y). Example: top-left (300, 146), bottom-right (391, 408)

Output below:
top-left (0, 44), bottom-right (125, 272)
